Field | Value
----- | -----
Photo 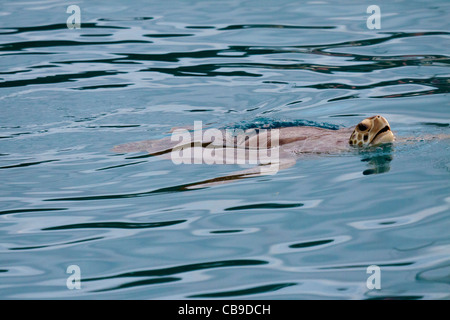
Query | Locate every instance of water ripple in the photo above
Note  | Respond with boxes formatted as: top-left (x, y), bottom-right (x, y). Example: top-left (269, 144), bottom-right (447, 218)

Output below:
top-left (348, 204), bottom-right (449, 230)
top-left (0, 70), bottom-right (125, 88)
top-left (0, 159), bottom-right (59, 169)
top-left (225, 202), bottom-right (304, 211)
top-left (1, 27), bottom-right (447, 91)
top-left (0, 208), bottom-right (67, 216)
top-left (85, 259), bottom-right (268, 281)
top-left (42, 219), bottom-right (187, 230)
top-left (218, 24), bottom-right (336, 30)
top-left (189, 282), bottom-right (297, 298)
top-left (9, 236), bottom-right (103, 251)
top-left (93, 277), bottom-right (181, 292)
top-left (0, 40), bottom-right (150, 52)
top-left (84, 259), bottom-right (268, 292)
top-left (0, 22), bottom-right (128, 35)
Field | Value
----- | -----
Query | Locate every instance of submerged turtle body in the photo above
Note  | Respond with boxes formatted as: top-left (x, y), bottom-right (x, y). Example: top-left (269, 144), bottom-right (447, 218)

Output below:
top-left (113, 116), bottom-right (394, 155)
top-left (274, 126), bottom-right (353, 155)
top-left (113, 115), bottom-right (393, 156)
top-left (112, 115), bottom-right (448, 188)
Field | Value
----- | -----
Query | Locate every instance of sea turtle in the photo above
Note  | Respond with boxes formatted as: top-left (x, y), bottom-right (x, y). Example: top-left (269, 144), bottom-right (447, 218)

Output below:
top-left (112, 115), bottom-right (447, 188)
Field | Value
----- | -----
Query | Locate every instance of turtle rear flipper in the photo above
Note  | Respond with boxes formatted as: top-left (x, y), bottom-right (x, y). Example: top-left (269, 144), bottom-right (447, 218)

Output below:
top-left (112, 137), bottom-right (177, 155)
top-left (112, 135), bottom-right (215, 156)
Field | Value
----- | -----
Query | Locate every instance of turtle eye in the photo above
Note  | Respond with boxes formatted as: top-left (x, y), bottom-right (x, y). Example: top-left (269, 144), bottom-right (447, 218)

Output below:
top-left (358, 123), bottom-right (368, 131)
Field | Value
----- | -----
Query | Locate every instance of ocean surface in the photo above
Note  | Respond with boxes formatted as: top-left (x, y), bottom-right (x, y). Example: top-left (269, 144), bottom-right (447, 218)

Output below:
top-left (0, 0), bottom-right (449, 299)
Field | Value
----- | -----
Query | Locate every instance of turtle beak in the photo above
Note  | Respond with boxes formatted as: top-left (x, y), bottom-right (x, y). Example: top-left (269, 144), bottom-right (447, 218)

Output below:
top-left (370, 116), bottom-right (394, 145)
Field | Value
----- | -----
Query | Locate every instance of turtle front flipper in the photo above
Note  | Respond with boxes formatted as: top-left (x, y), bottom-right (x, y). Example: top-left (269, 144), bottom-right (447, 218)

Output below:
top-left (112, 135), bottom-right (214, 156)
top-left (184, 155), bottom-right (297, 189)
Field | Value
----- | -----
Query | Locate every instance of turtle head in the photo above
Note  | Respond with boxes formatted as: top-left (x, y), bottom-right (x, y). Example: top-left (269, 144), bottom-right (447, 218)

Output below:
top-left (349, 115), bottom-right (394, 147)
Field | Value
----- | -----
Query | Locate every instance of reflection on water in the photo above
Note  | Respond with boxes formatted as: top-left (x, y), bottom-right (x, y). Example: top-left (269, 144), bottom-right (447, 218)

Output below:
top-left (360, 144), bottom-right (394, 175)
top-left (0, 0), bottom-right (449, 300)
